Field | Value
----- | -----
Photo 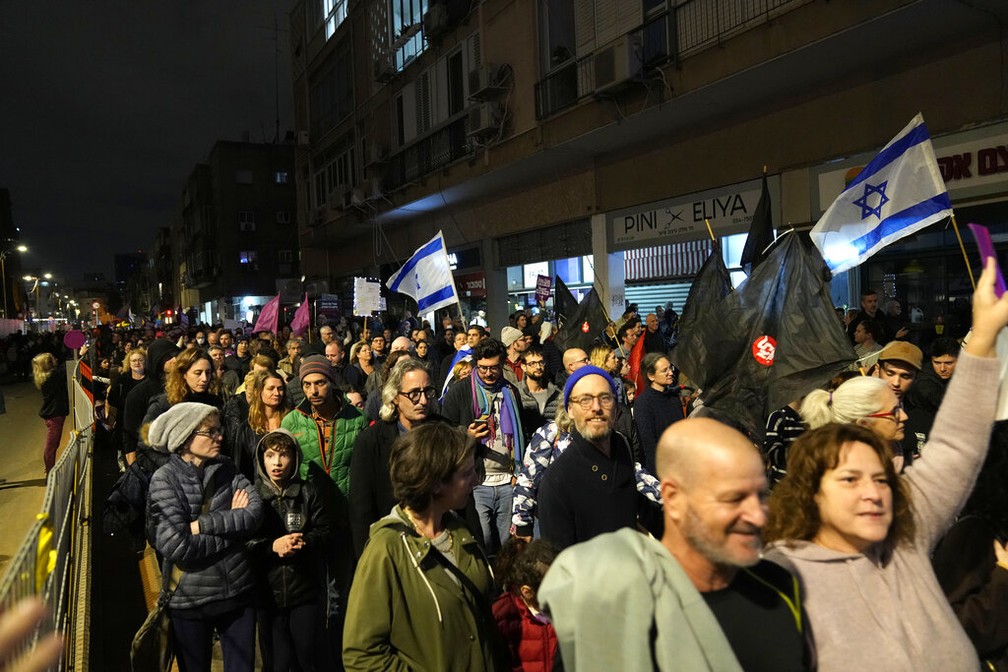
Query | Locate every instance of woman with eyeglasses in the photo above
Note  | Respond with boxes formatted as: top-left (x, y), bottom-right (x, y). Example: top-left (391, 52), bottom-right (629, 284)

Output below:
top-left (762, 260), bottom-right (1008, 672)
top-left (146, 402), bottom-right (264, 672)
top-left (797, 376), bottom-right (907, 470)
top-left (631, 352), bottom-right (684, 472)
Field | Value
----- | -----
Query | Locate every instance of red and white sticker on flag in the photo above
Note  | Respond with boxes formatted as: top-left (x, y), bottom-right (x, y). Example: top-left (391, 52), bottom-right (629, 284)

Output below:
top-left (581, 321), bottom-right (590, 333)
top-left (752, 335), bottom-right (776, 367)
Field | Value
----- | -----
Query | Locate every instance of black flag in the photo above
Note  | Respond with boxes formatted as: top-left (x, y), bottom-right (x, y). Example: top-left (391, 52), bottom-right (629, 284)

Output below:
top-left (739, 173), bottom-right (773, 275)
top-left (553, 287), bottom-right (608, 353)
top-left (677, 232), bottom-right (855, 440)
top-left (671, 243), bottom-right (734, 387)
top-left (554, 275), bottom-right (578, 328)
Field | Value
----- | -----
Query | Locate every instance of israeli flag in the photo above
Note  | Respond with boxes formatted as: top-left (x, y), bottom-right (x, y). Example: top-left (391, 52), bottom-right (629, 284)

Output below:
top-left (811, 113), bottom-right (952, 274)
top-left (386, 230), bottom-right (459, 313)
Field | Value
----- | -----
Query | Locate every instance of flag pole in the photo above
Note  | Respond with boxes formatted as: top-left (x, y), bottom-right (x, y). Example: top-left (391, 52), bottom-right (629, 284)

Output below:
top-left (950, 213), bottom-right (976, 290)
top-left (704, 219), bottom-right (715, 241)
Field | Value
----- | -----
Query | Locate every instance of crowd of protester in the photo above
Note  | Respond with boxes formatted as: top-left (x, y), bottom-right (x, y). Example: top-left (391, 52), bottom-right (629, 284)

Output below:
top-left (7, 266), bottom-right (1007, 671)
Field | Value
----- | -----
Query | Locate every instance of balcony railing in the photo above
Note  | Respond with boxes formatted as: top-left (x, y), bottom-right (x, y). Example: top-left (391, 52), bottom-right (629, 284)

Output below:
top-left (535, 0), bottom-right (809, 119)
top-left (386, 115), bottom-right (470, 190)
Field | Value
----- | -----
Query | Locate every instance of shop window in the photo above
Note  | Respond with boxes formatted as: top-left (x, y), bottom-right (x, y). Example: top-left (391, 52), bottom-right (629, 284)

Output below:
top-left (507, 266), bottom-right (524, 290)
top-left (523, 262), bottom-right (550, 289)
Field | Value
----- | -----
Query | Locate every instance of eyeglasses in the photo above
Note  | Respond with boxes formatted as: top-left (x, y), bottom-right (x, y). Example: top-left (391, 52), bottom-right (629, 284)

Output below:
top-left (866, 405), bottom-right (903, 421)
top-left (572, 357), bottom-right (590, 366)
top-left (476, 363), bottom-right (501, 374)
top-left (569, 393), bottom-right (616, 410)
top-left (194, 428), bottom-right (224, 439)
top-left (399, 386), bottom-right (436, 403)
top-left (523, 359), bottom-right (545, 368)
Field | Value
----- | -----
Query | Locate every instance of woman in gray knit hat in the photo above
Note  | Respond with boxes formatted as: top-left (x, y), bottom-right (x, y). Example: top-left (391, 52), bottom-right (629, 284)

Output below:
top-left (146, 401), bottom-right (264, 672)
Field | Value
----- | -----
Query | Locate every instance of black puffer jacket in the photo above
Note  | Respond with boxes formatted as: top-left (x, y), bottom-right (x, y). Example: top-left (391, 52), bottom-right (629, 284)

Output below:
top-left (147, 454), bottom-right (263, 610)
top-left (247, 430), bottom-right (331, 609)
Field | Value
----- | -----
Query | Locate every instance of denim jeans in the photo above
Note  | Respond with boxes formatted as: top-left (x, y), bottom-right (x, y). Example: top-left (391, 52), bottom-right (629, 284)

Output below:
top-left (473, 482), bottom-right (513, 555)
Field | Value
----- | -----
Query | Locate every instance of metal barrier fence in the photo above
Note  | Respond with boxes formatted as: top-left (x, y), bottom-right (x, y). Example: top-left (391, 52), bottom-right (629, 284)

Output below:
top-left (0, 364), bottom-right (93, 670)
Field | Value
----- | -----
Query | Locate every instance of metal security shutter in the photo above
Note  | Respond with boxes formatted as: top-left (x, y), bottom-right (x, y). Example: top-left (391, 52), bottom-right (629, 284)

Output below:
top-left (624, 240), bottom-right (712, 281)
top-left (624, 282), bottom-right (694, 314)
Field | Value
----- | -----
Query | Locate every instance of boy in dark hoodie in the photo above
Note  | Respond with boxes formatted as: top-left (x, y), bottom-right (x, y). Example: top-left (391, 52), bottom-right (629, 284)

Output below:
top-left (249, 429), bottom-right (332, 672)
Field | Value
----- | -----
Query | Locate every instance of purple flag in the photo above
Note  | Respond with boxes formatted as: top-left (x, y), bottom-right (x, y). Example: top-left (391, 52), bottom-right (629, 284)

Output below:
top-left (253, 294), bottom-right (280, 335)
top-left (290, 293), bottom-right (310, 335)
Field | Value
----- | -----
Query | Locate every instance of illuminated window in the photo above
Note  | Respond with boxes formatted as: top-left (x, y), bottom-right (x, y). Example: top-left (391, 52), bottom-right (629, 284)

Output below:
top-left (391, 0), bottom-right (427, 70)
top-left (324, 0), bottom-right (348, 39)
top-left (274, 171), bottom-right (290, 184)
top-left (239, 251), bottom-right (257, 265)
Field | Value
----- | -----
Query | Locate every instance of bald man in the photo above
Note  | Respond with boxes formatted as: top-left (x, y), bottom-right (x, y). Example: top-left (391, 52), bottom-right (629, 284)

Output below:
top-left (539, 418), bottom-right (810, 672)
top-left (554, 347), bottom-right (590, 390)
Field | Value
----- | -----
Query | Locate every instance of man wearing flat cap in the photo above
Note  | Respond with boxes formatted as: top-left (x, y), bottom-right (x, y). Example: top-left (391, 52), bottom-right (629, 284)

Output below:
top-left (537, 365), bottom-right (661, 549)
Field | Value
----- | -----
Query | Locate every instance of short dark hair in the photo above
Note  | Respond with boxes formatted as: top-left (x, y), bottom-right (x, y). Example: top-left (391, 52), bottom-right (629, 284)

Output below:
top-left (390, 424), bottom-right (475, 512)
top-left (474, 338), bottom-right (506, 363)
top-left (643, 351), bottom-right (669, 378)
top-left (858, 318), bottom-right (881, 341)
top-left (930, 337), bottom-right (961, 360)
top-left (521, 343), bottom-right (544, 362)
top-left (616, 322), bottom-right (635, 342)
top-left (467, 325), bottom-right (487, 337)
top-left (861, 288), bottom-right (878, 298)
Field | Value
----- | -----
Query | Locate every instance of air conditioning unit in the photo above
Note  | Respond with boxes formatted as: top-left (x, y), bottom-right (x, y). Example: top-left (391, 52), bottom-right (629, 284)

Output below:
top-left (296, 130), bottom-right (310, 146)
top-left (328, 183), bottom-right (351, 210)
top-left (468, 64), bottom-right (504, 102)
top-left (374, 60), bottom-right (396, 83)
top-left (365, 177), bottom-right (384, 201)
top-left (423, 2), bottom-right (450, 39)
top-left (467, 102), bottom-right (501, 139)
top-left (351, 185), bottom-right (368, 207)
top-left (594, 35), bottom-right (643, 94)
top-left (364, 144), bottom-right (386, 168)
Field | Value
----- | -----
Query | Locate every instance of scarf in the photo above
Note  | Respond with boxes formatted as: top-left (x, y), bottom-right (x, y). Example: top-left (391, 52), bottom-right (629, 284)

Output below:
top-left (469, 370), bottom-right (525, 470)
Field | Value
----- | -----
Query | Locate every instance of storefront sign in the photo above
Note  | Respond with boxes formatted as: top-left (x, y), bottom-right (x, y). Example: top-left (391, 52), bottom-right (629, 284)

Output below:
top-left (455, 272), bottom-right (487, 298)
top-left (813, 120), bottom-right (1008, 215)
top-left (606, 176), bottom-right (780, 250)
top-left (447, 246), bottom-right (482, 271)
top-left (535, 275), bottom-right (552, 304)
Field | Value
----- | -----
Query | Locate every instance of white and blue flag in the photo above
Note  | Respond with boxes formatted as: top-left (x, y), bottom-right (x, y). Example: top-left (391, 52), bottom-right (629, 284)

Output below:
top-left (811, 113), bottom-right (952, 274)
top-left (386, 230), bottom-right (459, 313)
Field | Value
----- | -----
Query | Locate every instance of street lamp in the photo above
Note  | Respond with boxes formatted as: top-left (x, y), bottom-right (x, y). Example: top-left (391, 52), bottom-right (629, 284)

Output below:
top-left (0, 244), bottom-right (27, 318)
top-left (22, 273), bottom-right (49, 322)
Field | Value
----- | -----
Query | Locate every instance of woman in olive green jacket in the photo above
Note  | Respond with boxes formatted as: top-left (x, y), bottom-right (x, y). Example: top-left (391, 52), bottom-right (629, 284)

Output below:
top-left (343, 424), bottom-right (504, 671)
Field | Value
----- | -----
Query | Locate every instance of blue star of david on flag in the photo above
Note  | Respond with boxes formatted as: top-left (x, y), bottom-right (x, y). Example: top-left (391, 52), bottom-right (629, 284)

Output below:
top-left (387, 230), bottom-right (460, 314)
top-left (852, 181), bottom-right (889, 220)
top-left (810, 114), bottom-right (952, 274)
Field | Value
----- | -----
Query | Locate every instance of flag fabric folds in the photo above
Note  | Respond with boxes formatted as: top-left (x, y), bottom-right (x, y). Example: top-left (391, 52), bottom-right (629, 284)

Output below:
top-left (290, 293), bottom-right (310, 336)
top-left (626, 326), bottom-right (647, 395)
top-left (553, 287), bottom-right (609, 353)
top-left (671, 243), bottom-right (734, 388)
top-left (675, 233), bottom-right (855, 440)
top-left (740, 172), bottom-right (774, 274)
top-left (386, 231), bottom-right (459, 314)
top-left (253, 294), bottom-right (280, 335)
top-left (553, 276), bottom-right (578, 328)
top-left (811, 113), bottom-right (952, 274)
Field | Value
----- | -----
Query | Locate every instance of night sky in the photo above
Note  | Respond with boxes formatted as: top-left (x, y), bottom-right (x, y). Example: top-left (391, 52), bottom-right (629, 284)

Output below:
top-left (0, 2), bottom-right (295, 287)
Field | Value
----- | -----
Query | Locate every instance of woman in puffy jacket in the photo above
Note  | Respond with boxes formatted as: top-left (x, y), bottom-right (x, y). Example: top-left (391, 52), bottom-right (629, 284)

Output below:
top-left (146, 402), bottom-right (264, 672)
top-left (248, 429), bottom-right (331, 672)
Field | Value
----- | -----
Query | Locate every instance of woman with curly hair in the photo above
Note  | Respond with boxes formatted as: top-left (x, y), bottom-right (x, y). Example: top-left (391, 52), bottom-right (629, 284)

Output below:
top-left (143, 348), bottom-right (222, 426)
top-left (33, 352), bottom-right (68, 475)
top-left (763, 259), bottom-right (1008, 671)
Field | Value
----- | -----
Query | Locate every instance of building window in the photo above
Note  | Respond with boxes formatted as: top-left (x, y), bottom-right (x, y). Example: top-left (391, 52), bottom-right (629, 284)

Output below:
top-left (235, 170), bottom-right (253, 184)
top-left (239, 250), bottom-right (257, 265)
top-left (324, 0), bottom-right (348, 39)
top-left (276, 210), bottom-right (292, 225)
top-left (238, 211), bottom-right (256, 232)
top-left (313, 138), bottom-right (355, 208)
top-left (274, 171), bottom-right (290, 184)
top-left (392, 0), bottom-right (427, 70)
top-left (309, 44), bottom-right (353, 136)
top-left (278, 249), bottom-right (294, 263)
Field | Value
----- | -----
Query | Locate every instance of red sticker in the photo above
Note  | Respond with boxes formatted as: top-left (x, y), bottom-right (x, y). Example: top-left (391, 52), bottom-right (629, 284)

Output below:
top-left (752, 335), bottom-right (776, 366)
top-left (581, 321), bottom-right (590, 333)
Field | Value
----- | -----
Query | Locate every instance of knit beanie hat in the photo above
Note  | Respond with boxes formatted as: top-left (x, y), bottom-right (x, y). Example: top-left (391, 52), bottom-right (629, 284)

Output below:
top-left (147, 338), bottom-right (181, 380)
top-left (299, 354), bottom-right (333, 384)
top-left (147, 402), bottom-right (218, 453)
top-left (563, 365), bottom-right (617, 410)
top-left (501, 326), bottom-right (523, 348)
